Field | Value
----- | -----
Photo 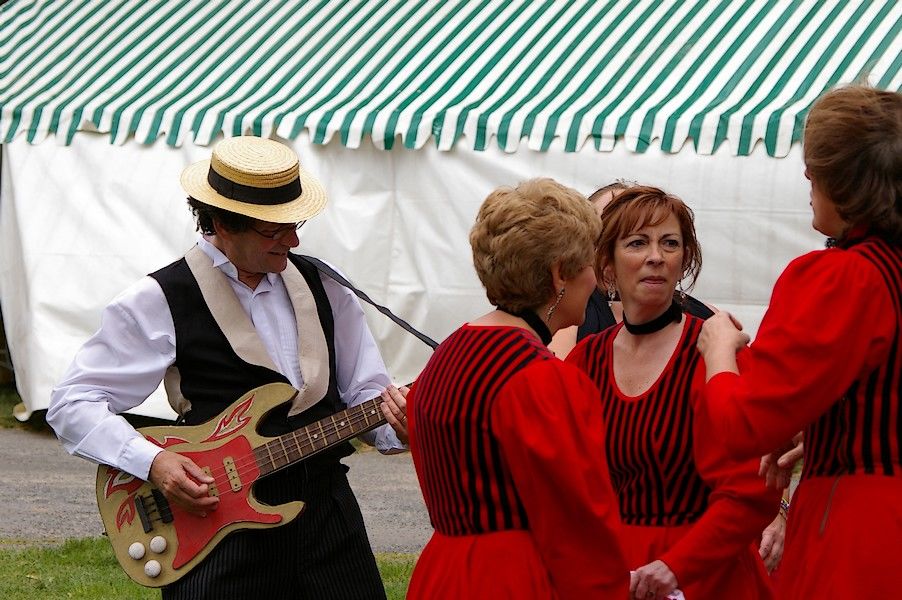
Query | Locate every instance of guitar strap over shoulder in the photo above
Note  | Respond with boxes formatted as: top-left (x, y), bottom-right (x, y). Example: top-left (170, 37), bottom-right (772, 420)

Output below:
top-left (300, 255), bottom-right (439, 350)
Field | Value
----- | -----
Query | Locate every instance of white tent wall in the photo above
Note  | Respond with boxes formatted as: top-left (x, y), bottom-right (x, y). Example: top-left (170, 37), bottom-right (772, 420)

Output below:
top-left (0, 132), bottom-right (824, 420)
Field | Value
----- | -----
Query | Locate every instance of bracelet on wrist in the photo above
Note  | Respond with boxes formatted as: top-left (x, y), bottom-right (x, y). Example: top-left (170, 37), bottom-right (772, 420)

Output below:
top-left (779, 498), bottom-right (790, 519)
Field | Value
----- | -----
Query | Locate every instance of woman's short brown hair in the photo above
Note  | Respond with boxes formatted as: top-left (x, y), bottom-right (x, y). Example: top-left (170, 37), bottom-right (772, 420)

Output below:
top-left (470, 178), bottom-right (600, 312)
top-left (804, 86), bottom-right (902, 241)
top-left (597, 185), bottom-right (702, 289)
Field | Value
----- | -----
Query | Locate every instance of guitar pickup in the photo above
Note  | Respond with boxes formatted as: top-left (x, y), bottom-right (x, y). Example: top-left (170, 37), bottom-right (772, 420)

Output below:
top-left (223, 457), bottom-right (242, 492)
top-left (202, 466), bottom-right (220, 497)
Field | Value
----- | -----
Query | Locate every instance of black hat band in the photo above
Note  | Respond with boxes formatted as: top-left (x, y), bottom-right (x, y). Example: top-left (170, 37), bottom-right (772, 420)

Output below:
top-left (207, 167), bottom-right (302, 206)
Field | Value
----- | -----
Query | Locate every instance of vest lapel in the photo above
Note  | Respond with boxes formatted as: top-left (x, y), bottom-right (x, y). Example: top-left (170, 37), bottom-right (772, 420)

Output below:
top-left (281, 259), bottom-right (330, 417)
top-left (185, 246), bottom-right (279, 374)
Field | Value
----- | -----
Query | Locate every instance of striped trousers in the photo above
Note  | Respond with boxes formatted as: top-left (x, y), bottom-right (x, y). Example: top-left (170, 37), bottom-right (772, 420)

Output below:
top-left (162, 462), bottom-right (386, 600)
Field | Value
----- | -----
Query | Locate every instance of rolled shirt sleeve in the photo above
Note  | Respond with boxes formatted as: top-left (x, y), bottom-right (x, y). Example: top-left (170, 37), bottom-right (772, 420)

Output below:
top-left (47, 277), bottom-right (176, 480)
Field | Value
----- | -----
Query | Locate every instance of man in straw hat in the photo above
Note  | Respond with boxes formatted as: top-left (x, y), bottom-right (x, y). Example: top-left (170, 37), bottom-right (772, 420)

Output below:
top-left (48, 136), bottom-right (409, 598)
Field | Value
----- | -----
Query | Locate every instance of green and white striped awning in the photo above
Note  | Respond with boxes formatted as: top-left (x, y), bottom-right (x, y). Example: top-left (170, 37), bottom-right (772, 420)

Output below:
top-left (1, 0), bottom-right (899, 156)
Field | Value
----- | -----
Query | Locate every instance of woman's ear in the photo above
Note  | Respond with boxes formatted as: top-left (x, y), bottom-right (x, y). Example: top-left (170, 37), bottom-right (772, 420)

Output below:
top-left (211, 218), bottom-right (231, 240)
top-left (599, 264), bottom-right (615, 289)
top-left (550, 260), bottom-right (565, 292)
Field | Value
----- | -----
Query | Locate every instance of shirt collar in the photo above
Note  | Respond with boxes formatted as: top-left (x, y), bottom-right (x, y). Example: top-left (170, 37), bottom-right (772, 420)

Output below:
top-left (197, 236), bottom-right (280, 288)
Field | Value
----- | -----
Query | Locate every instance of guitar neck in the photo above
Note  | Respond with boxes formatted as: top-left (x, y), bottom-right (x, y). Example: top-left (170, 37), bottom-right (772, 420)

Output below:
top-left (253, 397), bottom-right (386, 477)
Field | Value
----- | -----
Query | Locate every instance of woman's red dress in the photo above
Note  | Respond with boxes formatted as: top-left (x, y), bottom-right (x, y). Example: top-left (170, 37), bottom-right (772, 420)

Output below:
top-left (407, 324), bottom-right (628, 599)
top-left (568, 315), bottom-right (778, 599)
top-left (696, 235), bottom-right (902, 597)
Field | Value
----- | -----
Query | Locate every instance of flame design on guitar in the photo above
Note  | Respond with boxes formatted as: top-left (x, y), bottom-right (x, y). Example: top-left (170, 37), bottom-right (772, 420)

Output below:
top-left (94, 382), bottom-right (388, 588)
top-left (203, 395), bottom-right (254, 443)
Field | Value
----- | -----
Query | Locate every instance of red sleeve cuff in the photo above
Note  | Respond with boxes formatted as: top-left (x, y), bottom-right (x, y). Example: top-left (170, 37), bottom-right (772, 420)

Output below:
top-left (659, 552), bottom-right (691, 587)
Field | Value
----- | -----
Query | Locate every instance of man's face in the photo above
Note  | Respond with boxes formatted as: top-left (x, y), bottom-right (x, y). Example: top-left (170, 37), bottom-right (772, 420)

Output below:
top-left (218, 220), bottom-right (302, 278)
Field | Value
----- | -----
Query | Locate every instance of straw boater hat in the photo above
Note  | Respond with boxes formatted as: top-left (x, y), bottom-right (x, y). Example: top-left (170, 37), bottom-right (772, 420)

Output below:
top-left (180, 136), bottom-right (327, 224)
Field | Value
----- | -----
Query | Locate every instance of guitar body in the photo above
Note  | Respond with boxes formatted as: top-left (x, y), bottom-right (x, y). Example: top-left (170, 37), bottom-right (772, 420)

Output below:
top-left (95, 383), bottom-right (304, 588)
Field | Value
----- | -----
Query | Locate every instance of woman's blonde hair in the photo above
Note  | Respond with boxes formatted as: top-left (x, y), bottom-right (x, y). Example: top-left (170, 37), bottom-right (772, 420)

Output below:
top-left (470, 178), bottom-right (600, 312)
top-left (597, 185), bottom-right (702, 289)
top-left (804, 86), bottom-right (901, 242)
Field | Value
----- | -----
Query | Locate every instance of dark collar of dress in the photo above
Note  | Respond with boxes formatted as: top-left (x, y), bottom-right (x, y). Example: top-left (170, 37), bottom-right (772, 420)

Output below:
top-left (622, 300), bottom-right (683, 335)
top-left (496, 306), bottom-right (552, 345)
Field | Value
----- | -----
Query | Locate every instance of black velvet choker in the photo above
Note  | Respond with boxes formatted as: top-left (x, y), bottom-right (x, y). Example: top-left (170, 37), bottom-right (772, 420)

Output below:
top-left (622, 300), bottom-right (682, 335)
top-left (496, 306), bottom-right (552, 345)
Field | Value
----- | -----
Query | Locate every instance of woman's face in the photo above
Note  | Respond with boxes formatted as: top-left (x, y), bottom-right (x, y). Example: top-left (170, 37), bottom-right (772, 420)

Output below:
top-left (561, 263), bottom-right (598, 328)
top-left (806, 169), bottom-right (846, 238)
top-left (610, 211), bottom-right (684, 310)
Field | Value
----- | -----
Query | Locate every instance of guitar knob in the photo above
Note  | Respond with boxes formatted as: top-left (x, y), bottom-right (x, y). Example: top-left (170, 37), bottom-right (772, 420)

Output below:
top-left (144, 560), bottom-right (162, 578)
top-left (149, 536), bottom-right (167, 553)
top-left (127, 542), bottom-right (145, 560)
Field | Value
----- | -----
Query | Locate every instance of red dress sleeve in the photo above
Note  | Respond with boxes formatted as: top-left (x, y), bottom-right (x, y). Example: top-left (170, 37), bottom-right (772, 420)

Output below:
top-left (699, 248), bottom-right (896, 459)
top-left (491, 359), bottom-right (629, 599)
top-left (661, 359), bottom-right (780, 584)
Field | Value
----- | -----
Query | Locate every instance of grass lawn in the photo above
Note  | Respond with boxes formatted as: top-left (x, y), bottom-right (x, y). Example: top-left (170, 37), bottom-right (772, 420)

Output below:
top-left (0, 384), bottom-right (51, 432)
top-left (0, 386), bottom-right (417, 598)
top-left (0, 538), bottom-right (416, 599)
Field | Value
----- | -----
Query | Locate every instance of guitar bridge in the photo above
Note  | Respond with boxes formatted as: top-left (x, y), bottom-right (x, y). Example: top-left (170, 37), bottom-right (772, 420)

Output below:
top-left (152, 489), bottom-right (173, 524)
top-left (135, 489), bottom-right (174, 534)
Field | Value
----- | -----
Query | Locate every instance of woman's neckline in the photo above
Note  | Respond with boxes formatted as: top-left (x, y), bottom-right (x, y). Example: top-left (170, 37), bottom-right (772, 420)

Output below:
top-left (609, 316), bottom-right (691, 400)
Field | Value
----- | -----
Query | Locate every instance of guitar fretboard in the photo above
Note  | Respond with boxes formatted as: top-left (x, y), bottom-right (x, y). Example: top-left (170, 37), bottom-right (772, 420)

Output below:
top-left (252, 398), bottom-right (386, 476)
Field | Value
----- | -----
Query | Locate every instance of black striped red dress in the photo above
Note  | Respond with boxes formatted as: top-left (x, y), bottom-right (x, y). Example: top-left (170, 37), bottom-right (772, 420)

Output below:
top-left (407, 324), bottom-right (628, 599)
top-left (568, 315), bottom-right (777, 599)
top-left (699, 234), bottom-right (902, 598)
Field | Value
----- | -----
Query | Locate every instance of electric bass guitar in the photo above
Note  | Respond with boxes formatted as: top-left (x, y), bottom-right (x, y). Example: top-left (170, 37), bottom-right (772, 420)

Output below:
top-left (95, 382), bottom-right (390, 588)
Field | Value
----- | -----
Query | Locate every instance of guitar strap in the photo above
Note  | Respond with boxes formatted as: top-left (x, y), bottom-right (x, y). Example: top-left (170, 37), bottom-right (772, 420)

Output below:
top-left (301, 255), bottom-right (439, 350)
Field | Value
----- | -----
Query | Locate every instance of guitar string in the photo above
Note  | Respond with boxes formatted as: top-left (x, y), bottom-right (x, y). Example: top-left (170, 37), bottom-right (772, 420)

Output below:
top-left (177, 402), bottom-right (388, 493)
top-left (200, 409), bottom-right (382, 491)
top-left (140, 404), bottom-right (386, 515)
top-left (199, 415), bottom-right (383, 493)
top-left (135, 405), bottom-right (389, 527)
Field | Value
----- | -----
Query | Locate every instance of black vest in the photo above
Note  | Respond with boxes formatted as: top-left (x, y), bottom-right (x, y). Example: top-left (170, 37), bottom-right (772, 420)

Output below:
top-left (149, 253), bottom-right (354, 465)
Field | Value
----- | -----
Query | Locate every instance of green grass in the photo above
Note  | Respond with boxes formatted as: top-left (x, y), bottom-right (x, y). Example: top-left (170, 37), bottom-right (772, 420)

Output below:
top-left (378, 552), bottom-right (418, 599)
top-left (0, 384), bottom-right (51, 432)
top-left (0, 537), bottom-right (416, 599)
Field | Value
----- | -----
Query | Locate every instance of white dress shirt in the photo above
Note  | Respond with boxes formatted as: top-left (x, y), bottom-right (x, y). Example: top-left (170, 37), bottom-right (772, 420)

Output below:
top-left (48, 238), bottom-right (404, 480)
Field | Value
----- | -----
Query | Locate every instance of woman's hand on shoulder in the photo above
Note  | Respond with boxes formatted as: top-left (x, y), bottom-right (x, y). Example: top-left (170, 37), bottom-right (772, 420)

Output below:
top-left (697, 311), bottom-right (749, 378)
top-left (698, 311), bottom-right (749, 354)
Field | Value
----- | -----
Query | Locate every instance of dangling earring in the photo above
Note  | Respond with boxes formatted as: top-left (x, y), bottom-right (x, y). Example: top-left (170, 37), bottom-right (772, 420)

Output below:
top-left (546, 288), bottom-right (565, 322)
top-left (607, 283), bottom-right (617, 308)
top-left (677, 280), bottom-right (687, 304)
